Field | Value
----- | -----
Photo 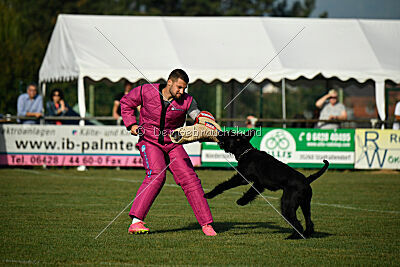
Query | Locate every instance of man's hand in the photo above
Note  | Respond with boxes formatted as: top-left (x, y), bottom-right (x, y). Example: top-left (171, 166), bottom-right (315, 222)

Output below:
top-left (327, 91), bottom-right (336, 98)
top-left (315, 94), bottom-right (330, 108)
top-left (59, 100), bottom-right (68, 112)
top-left (130, 125), bottom-right (140, 135)
top-left (112, 100), bottom-right (120, 120)
top-left (26, 112), bottom-right (42, 118)
top-left (329, 110), bottom-right (347, 121)
top-left (328, 115), bottom-right (337, 120)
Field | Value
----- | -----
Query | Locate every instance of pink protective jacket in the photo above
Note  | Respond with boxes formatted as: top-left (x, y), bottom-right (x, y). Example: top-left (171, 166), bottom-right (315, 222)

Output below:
top-left (120, 83), bottom-right (193, 145)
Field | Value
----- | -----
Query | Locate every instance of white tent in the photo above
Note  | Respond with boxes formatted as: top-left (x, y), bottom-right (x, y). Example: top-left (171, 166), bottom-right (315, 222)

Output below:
top-left (39, 15), bottom-right (400, 123)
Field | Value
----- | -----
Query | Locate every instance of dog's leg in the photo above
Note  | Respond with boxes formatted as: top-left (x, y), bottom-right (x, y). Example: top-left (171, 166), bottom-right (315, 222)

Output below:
top-left (236, 183), bottom-right (264, 206)
top-left (281, 189), bottom-right (304, 239)
top-left (300, 186), bottom-right (314, 238)
top-left (204, 174), bottom-right (247, 199)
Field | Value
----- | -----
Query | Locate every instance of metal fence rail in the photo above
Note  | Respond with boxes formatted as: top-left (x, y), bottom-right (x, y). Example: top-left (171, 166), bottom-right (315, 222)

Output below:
top-left (0, 115), bottom-right (396, 129)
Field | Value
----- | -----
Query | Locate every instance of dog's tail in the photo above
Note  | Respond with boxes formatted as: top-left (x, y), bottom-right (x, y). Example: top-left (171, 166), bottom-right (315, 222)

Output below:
top-left (307, 160), bottom-right (329, 184)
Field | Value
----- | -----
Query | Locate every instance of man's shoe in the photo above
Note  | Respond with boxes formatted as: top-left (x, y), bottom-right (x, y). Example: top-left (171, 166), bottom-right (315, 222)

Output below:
top-left (128, 221), bottom-right (149, 235)
top-left (202, 224), bottom-right (217, 236)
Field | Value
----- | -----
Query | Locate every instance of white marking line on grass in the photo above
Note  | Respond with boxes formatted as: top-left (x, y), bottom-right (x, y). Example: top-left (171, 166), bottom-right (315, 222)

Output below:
top-left (99, 262), bottom-right (137, 266)
top-left (94, 158), bottom-right (176, 240)
top-left (114, 180), bottom-right (400, 213)
top-left (223, 157), bottom-right (306, 239)
top-left (312, 202), bottom-right (400, 214)
top-left (14, 169), bottom-right (42, 175)
top-left (4, 259), bottom-right (39, 264)
top-left (111, 177), bottom-right (181, 187)
top-left (13, 169), bottom-right (400, 215)
top-left (3, 259), bottom-right (137, 266)
top-left (14, 168), bottom-right (95, 180)
top-left (110, 178), bottom-right (400, 215)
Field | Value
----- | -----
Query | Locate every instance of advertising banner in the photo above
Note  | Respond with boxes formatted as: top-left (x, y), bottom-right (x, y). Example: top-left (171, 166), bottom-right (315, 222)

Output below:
top-left (201, 127), bottom-right (354, 168)
top-left (355, 129), bottom-right (400, 169)
top-left (0, 124), bottom-right (201, 167)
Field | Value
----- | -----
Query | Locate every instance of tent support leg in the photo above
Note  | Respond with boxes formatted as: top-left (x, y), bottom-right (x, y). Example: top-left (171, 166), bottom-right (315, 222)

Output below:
top-left (89, 84), bottom-right (95, 116)
top-left (78, 76), bottom-right (86, 126)
top-left (216, 83), bottom-right (222, 123)
top-left (229, 80), bottom-right (235, 127)
top-left (375, 79), bottom-right (386, 129)
top-left (259, 83), bottom-right (263, 126)
top-left (282, 78), bottom-right (286, 128)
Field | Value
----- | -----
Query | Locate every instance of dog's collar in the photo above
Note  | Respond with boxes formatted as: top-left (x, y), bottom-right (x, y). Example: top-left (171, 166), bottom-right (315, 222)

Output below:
top-left (237, 148), bottom-right (254, 161)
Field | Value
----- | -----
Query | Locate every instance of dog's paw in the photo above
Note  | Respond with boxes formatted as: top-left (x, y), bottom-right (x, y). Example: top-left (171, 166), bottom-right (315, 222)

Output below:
top-left (204, 192), bottom-right (214, 199)
top-left (236, 198), bottom-right (247, 206)
top-left (285, 233), bottom-right (303, 240)
top-left (303, 229), bottom-right (314, 238)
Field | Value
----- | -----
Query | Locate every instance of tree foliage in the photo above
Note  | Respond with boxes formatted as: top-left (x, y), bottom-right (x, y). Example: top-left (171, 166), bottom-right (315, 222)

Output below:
top-left (0, 0), bottom-right (321, 115)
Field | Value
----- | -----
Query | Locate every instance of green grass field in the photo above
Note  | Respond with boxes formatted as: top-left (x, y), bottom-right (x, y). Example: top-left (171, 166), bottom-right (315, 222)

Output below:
top-left (0, 167), bottom-right (399, 265)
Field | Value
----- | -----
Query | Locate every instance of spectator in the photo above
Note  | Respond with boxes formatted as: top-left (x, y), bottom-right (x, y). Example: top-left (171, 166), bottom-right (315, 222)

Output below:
top-left (113, 80), bottom-right (138, 123)
top-left (46, 88), bottom-right (69, 125)
top-left (246, 115), bottom-right (258, 128)
top-left (315, 89), bottom-right (347, 129)
top-left (393, 100), bottom-right (400, 130)
top-left (17, 83), bottom-right (43, 124)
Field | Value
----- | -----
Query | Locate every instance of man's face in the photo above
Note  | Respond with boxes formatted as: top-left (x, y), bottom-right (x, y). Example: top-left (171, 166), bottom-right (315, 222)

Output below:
top-left (329, 93), bottom-right (338, 105)
top-left (168, 78), bottom-right (187, 99)
top-left (27, 85), bottom-right (38, 99)
top-left (125, 83), bottom-right (133, 92)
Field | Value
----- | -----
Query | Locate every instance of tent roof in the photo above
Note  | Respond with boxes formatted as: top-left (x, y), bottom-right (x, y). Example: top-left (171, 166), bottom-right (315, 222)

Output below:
top-left (39, 15), bottom-right (400, 84)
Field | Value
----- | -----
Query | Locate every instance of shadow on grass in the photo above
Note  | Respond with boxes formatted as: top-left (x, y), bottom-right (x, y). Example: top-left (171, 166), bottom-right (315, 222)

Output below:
top-left (151, 221), bottom-right (332, 239)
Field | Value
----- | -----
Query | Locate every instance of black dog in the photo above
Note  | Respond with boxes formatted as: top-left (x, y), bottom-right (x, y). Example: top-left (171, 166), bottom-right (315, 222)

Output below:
top-left (204, 130), bottom-right (329, 239)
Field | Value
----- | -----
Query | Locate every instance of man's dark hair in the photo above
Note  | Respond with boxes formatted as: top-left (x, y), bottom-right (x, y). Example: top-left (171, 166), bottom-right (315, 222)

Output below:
top-left (50, 88), bottom-right (64, 100)
top-left (26, 82), bottom-right (38, 90)
top-left (168, 69), bottom-right (189, 84)
top-left (124, 79), bottom-right (133, 87)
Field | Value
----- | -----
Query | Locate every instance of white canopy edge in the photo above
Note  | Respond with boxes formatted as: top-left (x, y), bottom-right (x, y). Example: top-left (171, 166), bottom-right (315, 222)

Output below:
top-left (39, 15), bottom-right (400, 121)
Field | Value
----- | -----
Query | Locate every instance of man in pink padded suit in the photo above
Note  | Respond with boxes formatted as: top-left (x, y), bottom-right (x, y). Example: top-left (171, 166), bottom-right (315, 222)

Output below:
top-left (120, 69), bottom-right (216, 236)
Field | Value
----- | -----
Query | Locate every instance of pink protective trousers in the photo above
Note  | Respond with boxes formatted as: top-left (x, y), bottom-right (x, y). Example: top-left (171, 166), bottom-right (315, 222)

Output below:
top-left (129, 139), bottom-right (213, 226)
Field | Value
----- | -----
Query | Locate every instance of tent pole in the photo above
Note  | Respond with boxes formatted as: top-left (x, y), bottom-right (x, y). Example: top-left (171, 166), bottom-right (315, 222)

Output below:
top-left (282, 78), bottom-right (286, 128)
top-left (41, 82), bottom-right (46, 97)
top-left (216, 83), bottom-right (222, 122)
top-left (259, 83), bottom-right (263, 125)
top-left (40, 82), bottom-right (46, 125)
top-left (230, 80), bottom-right (235, 127)
top-left (78, 76), bottom-right (86, 126)
top-left (89, 84), bottom-right (95, 116)
top-left (375, 79), bottom-right (386, 129)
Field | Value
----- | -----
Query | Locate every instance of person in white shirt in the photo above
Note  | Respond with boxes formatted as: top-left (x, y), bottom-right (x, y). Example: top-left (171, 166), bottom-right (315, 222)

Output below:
top-left (393, 101), bottom-right (400, 130)
top-left (315, 89), bottom-right (347, 129)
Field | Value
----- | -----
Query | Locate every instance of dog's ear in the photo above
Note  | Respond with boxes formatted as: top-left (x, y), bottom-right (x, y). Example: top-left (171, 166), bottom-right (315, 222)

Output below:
top-left (245, 129), bottom-right (256, 140)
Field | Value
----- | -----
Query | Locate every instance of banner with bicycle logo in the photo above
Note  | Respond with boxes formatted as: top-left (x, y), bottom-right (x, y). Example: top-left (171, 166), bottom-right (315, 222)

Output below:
top-left (201, 127), bottom-right (355, 169)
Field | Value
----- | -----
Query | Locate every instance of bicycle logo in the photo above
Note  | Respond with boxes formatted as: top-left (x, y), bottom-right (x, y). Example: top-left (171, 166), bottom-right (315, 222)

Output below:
top-left (265, 131), bottom-right (290, 150)
top-left (260, 129), bottom-right (296, 163)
